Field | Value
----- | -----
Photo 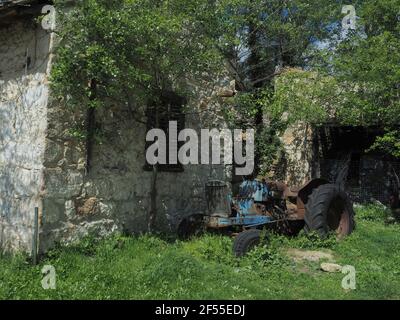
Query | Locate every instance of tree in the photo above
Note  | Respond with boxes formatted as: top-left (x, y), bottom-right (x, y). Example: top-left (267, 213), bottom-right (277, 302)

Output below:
top-left (51, 0), bottom-right (224, 231)
top-left (50, 0), bottom-right (362, 229)
top-left (271, 0), bottom-right (400, 158)
top-left (332, 0), bottom-right (400, 158)
top-left (214, 0), bottom-right (344, 174)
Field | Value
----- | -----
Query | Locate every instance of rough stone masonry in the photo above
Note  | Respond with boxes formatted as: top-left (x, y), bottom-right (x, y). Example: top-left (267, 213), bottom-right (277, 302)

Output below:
top-left (0, 1), bottom-right (233, 253)
top-left (0, 4), bottom-right (51, 252)
top-left (0, 1), bottom-right (315, 253)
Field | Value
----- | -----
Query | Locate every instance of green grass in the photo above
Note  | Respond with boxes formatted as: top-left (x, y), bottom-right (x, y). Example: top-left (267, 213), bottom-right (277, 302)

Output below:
top-left (0, 205), bottom-right (399, 299)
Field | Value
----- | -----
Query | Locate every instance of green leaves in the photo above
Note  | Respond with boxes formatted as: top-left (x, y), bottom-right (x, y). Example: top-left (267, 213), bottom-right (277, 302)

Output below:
top-left (265, 0), bottom-right (400, 157)
top-left (50, 0), bottom-right (400, 160)
top-left (369, 131), bottom-right (400, 158)
top-left (51, 0), bottom-right (225, 112)
top-left (271, 69), bottom-right (338, 125)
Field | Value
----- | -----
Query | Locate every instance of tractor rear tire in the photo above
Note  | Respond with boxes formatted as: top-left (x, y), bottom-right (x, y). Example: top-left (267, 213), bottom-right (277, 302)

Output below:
top-left (233, 229), bottom-right (267, 257)
top-left (304, 184), bottom-right (355, 238)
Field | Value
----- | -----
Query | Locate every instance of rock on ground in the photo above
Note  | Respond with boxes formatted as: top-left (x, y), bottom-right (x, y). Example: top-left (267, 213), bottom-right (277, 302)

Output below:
top-left (320, 262), bottom-right (343, 273)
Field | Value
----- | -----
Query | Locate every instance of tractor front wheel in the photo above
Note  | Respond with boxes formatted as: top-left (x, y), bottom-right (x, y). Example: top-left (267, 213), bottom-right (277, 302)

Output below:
top-left (304, 184), bottom-right (355, 238)
top-left (233, 229), bottom-right (267, 257)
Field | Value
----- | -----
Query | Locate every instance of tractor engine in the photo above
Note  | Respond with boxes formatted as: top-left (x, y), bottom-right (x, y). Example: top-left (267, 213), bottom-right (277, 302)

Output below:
top-left (203, 179), bottom-right (274, 228)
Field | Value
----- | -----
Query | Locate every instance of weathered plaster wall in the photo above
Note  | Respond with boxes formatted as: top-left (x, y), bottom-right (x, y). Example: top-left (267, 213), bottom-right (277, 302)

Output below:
top-left (0, 20), bottom-right (51, 252)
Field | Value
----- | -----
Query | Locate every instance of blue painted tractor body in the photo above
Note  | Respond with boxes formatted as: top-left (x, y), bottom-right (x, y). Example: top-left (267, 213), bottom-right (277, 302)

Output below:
top-left (177, 178), bottom-right (355, 256)
top-left (204, 179), bottom-right (274, 229)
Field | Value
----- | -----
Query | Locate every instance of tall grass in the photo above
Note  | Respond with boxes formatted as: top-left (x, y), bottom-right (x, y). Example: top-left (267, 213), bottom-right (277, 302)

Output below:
top-left (0, 205), bottom-right (399, 299)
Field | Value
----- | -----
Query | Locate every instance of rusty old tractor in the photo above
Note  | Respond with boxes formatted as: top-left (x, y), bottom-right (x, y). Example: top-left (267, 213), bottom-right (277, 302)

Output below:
top-left (177, 178), bottom-right (355, 257)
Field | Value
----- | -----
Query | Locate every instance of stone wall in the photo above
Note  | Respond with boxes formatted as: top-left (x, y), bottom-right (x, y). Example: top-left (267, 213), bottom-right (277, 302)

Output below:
top-left (0, 19), bottom-right (52, 252)
top-left (39, 93), bottom-right (228, 251)
top-left (0, 18), bottom-right (316, 253)
top-left (0, 13), bottom-right (231, 253)
top-left (274, 122), bottom-right (318, 187)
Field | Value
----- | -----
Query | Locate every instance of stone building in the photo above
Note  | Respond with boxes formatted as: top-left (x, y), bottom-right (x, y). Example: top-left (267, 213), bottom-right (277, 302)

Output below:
top-left (278, 122), bottom-right (399, 206)
top-left (1, 0), bottom-right (53, 252)
top-left (0, 0), bottom-right (231, 253)
top-left (1, 1), bottom-right (396, 254)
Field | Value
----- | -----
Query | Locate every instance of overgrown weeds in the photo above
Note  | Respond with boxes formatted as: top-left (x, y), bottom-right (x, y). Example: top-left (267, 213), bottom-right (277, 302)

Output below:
top-left (0, 206), bottom-right (399, 299)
